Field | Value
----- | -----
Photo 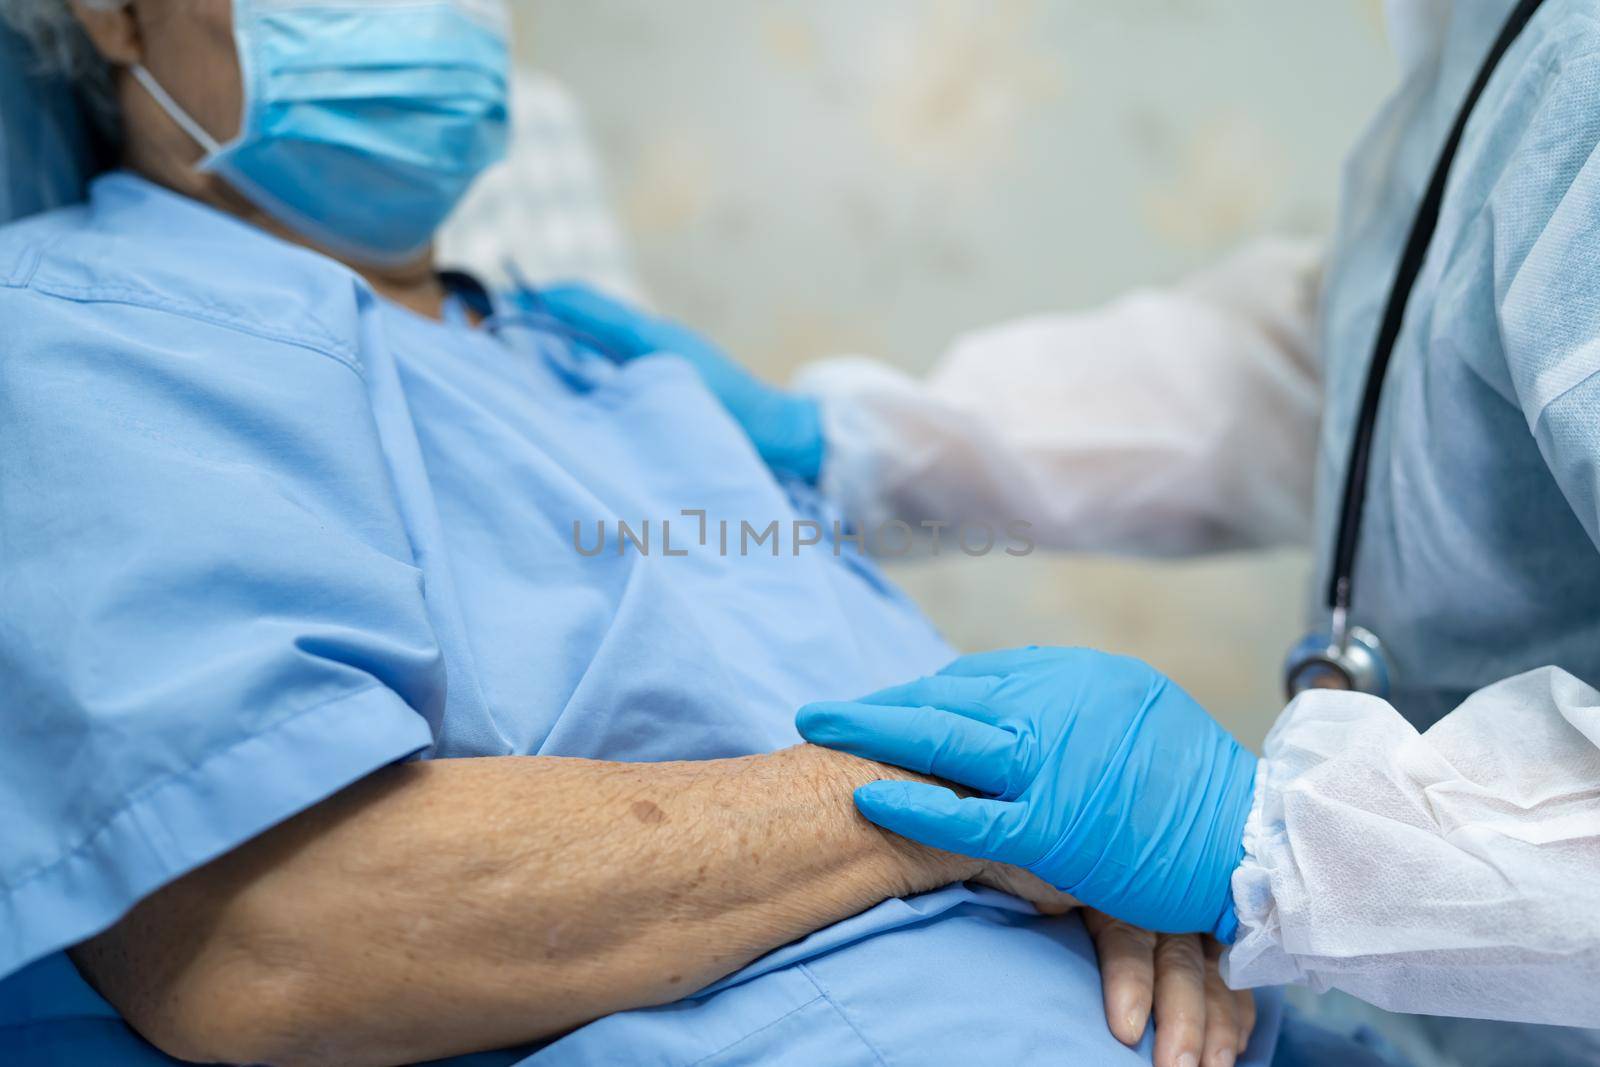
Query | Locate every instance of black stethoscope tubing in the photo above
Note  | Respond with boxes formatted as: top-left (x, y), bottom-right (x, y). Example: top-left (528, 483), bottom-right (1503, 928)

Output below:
top-left (1325, 0), bottom-right (1545, 623)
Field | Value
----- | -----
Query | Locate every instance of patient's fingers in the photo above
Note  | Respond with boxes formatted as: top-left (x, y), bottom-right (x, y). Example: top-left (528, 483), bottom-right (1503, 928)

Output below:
top-left (1083, 911), bottom-right (1156, 1047)
top-left (1088, 919), bottom-right (1244, 1067)
top-left (797, 700), bottom-right (1019, 794)
top-left (1201, 952), bottom-right (1240, 1067)
top-left (1152, 933), bottom-right (1207, 1067)
top-left (1204, 937), bottom-right (1256, 1053)
top-left (1234, 987), bottom-right (1256, 1052)
top-left (970, 863), bottom-right (1078, 915)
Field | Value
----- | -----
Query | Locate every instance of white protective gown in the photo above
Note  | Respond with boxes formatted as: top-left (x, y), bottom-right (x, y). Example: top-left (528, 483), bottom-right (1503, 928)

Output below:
top-left (797, 0), bottom-right (1600, 1028)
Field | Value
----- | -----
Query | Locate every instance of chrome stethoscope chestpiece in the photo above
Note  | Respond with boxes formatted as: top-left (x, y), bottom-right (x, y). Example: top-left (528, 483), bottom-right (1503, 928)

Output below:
top-left (1283, 614), bottom-right (1389, 700)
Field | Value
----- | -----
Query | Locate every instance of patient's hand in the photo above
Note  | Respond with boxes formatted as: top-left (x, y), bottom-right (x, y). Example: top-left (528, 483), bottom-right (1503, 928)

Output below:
top-left (965, 865), bottom-right (1253, 1067)
top-left (1084, 911), bottom-right (1255, 1067)
top-left (969, 861), bottom-right (1078, 913)
top-left (831, 748), bottom-right (1255, 1065)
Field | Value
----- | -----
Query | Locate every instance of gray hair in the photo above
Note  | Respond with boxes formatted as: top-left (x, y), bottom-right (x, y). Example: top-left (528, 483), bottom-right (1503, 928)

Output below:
top-left (0, 0), bottom-right (126, 132)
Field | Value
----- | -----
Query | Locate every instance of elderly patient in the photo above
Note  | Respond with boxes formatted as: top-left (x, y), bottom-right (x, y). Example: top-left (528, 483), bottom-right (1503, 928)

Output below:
top-left (0, 2), bottom-right (1276, 1065)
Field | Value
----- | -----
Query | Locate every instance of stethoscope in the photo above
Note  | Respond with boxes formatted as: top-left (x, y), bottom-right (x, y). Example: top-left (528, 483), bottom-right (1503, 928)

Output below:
top-left (1282, 0), bottom-right (1545, 700)
top-left (438, 262), bottom-right (638, 390)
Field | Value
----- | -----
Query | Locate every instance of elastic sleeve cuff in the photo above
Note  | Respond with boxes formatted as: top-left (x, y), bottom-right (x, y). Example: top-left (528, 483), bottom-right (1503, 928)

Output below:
top-left (1220, 688), bottom-right (1402, 991)
top-left (0, 685), bottom-right (433, 980)
top-left (793, 357), bottom-right (925, 530)
top-left (1221, 745), bottom-right (1307, 989)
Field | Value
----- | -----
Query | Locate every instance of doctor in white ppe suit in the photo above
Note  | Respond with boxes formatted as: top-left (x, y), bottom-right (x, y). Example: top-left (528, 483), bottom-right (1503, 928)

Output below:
top-left (538, 0), bottom-right (1600, 1043)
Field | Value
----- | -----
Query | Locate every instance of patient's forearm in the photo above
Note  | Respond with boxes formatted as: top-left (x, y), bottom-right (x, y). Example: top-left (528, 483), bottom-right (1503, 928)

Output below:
top-left (72, 745), bottom-right (972, 1067)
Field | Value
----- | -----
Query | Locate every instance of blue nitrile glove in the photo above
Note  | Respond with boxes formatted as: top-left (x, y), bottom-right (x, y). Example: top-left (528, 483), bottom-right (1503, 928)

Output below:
top-left (797, 646), bottom-right (1258, 941)
top-left (535, 283), bottom-right (825, 483)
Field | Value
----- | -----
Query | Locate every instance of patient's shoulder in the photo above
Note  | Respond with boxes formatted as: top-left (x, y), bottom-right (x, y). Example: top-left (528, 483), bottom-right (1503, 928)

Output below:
top-left (0, 200), bottom-right (365, 368)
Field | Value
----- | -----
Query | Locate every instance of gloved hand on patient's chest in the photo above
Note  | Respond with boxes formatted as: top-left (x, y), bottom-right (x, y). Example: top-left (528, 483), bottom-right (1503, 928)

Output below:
top-left (535, 283), bottom-right (825, 483)
top-left (798, 646), bottom-right (1258, 942)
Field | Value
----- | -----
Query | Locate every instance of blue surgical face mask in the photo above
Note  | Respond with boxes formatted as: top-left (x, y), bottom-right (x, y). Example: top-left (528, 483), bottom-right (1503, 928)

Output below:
top-left (132, 0), bottom-right (509, 265)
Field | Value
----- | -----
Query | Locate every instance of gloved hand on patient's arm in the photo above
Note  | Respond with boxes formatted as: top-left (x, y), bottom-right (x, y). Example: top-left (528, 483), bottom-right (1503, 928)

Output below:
top-left (881, 774), bottom-right (1254, 1067)
top-left (797, 646), bottom-right (1258, 942)
top-left (535, 283), bottom-right (826, 483)
top-left (807, 650), bottom-right (1259, 1067)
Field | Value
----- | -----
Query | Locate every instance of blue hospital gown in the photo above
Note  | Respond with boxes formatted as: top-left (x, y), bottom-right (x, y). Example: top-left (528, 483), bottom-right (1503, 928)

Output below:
top-left (0, 173), bottom-right (1280, 1065)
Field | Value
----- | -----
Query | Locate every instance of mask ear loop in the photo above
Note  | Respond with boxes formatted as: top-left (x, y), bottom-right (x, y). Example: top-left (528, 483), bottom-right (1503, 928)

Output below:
top-left (129, 64), bottom-right (225, 157)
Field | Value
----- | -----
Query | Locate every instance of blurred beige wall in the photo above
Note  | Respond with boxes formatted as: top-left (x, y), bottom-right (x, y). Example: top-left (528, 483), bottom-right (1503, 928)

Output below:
top-left (517, 0), bottom-right (1397, 746)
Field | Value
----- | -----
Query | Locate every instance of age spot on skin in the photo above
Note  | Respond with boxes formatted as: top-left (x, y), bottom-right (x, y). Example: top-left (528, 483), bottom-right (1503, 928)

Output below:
top-left (631, 799), bottom-right (668, 825)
